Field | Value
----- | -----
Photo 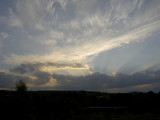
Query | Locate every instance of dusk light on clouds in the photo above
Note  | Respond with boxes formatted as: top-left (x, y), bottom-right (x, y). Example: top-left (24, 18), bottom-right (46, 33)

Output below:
top-left (0, 0), bottom-right (160, 92)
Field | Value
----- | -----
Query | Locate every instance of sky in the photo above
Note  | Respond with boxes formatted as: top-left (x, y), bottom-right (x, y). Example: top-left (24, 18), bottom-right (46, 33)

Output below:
top-left (0, 0), bottom-right (160, 92)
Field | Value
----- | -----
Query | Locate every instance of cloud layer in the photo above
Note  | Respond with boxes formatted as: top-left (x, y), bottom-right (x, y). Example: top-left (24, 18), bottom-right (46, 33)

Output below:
top-left (1, 63), bottom-right (160, 92)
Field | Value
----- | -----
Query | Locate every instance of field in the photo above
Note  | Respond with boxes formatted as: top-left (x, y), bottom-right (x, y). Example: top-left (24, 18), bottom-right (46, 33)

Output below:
top-left (0, 90), bottom-right (160, 120)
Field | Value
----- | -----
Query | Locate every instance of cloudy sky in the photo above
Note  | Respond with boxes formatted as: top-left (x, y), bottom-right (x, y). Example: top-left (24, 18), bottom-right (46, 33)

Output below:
top-left (0, 0), bottom-right (160, 92)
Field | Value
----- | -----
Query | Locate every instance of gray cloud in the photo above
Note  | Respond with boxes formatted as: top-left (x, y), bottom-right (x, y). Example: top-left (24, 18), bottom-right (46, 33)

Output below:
top-left (8, 62), bottom-right (89, 87)
top-left (0, 70), bottom-right (52, 90)
top-left (0, 71), bottom-right (33, 89)
top-left (10, 63), bottom-right (89, 74)
top-left (10, 63), bottom-right (38, 74)
top-left (1, 63), bottom-right (160, 92)
top-left (0, 72), bottom-right (16, 88)
top-left (33, 71), bottom-right (51, 85)
top-left (53, 68), bottom-right (160, 92)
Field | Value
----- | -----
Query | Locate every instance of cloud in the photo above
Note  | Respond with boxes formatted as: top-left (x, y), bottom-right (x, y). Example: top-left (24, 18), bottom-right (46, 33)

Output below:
top-left (8, 9), bottom-right (23, 27)
top-left (1, 0), bottom-right (160, 90)
top-left (10, 63), bottom-right (38, 74)
top-left (4, 0), bottom-right (160, 64)
top-left (10, 63), bottom-right (89, 74)
top-left (14, 0), bottom-right (45, 30)
top-left (0, 72), bottom-right (16, 89)
top-left (4, 19), bottom-right (160, 65)
top-left (0, 70), bottom-right (35, 89)
top-left (41, 40), bottom-right (57, 46)
top-left (33, 71), bottom-right (51, 85)
top-left (1, 0), bottom-right (160, 66)
top-left (53, 68), bottom-right (160, 92)
top-left (8, 62), bottom-right (89, 86)
top-left (72, 0), bottom-right (98, 16)
top-left (0, 32), bottom-right (9, 54)
top-left (1, 63), bottom-right (160, 92)
top-left (0, 62), bottom-right (64, 89)
top-left (0, 32), bottom-right (9, 40)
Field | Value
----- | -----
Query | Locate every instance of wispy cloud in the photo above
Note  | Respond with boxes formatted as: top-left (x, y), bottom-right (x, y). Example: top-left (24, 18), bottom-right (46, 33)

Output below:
top-left (8, 9), bottom-right (23, 27)
top-left (0, 32), bottom-right (9, 54)
top-left (0, 32), bottom-right (9, 40)
top-left (4, 19), bottom-right (160, 65)
top-left (2, 0), bottom-right (160, 66)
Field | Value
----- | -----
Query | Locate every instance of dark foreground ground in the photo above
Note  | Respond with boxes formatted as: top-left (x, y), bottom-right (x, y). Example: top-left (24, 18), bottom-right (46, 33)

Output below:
top-left (0, 90), bottom-right (160, 120)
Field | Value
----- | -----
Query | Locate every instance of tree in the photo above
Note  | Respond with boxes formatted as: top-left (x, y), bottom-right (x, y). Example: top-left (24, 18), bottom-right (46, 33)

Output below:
top-left (15, 80), bottom-right (27, 92)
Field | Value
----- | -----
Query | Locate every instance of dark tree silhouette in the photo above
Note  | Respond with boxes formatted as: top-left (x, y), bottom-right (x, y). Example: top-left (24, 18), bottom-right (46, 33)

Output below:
top-left (15, 80), bottom-right (27, 92)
